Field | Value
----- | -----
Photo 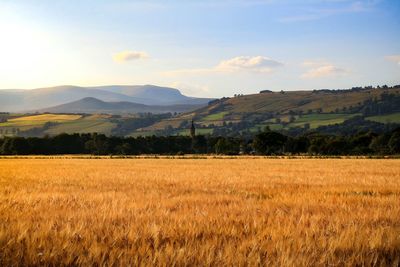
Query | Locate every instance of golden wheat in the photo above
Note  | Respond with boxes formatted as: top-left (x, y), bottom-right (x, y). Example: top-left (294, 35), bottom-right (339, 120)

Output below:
top-left (0, 158), bottom-right (399, 266)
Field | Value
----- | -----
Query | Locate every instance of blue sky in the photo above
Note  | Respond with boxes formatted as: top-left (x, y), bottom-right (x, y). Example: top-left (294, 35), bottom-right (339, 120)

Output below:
top-left (0, 0), bottom-right (399, 97)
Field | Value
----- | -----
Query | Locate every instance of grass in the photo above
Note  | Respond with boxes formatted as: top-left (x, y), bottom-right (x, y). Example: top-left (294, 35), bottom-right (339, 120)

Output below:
top-left (0, 114), bottom-right (81, 130)
top-left (289, 113), bottom-right (359, 129)
top-left (0, 158), bottom-right (399, 266)
top-left (202, 111), bottom-right (229, 121)
top-left (253, 114), bottom-right (358, 131)
top-left (128, 130), bottom-right (158, 137)
top-left (366, 112), bottom-right (400, 124)
top-left (177, 128), bottom-right (213, 135)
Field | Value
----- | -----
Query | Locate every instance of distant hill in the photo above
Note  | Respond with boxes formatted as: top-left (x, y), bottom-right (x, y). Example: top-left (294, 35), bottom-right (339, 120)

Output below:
top-left (0, 85), bottom-right (213, 112)
top-left (94, 85), bottom-right (211, 105)
top-left (38, 97), bottom-right (204, 114)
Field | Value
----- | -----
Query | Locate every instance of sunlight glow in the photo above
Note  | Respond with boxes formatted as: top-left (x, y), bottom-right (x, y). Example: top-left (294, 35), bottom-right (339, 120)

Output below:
top-left (0, 9), bottom-right (57, 87)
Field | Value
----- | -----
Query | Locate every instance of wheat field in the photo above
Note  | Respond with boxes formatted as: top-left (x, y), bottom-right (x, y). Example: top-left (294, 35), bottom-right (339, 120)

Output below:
top-left (0, 158), bottom-right (399, 266)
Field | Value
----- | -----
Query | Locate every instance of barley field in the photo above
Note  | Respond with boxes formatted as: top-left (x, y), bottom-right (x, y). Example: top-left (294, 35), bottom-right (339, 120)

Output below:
top-left (0, 158), bottom-right (399, 266)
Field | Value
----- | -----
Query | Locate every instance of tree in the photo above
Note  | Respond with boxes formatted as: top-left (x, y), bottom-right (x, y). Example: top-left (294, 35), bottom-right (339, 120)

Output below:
top-left (369, 134), bottom-right (390, 154)
top-left (192, 135), bottom-right (207, 154)
top-left (214, 138), bottom-right (239, 155)
top-left (323, 137), bottom-right (349, 155)
top-left (115, 143), bottom-right (133, 155)
top-left (0, 137), bottom-right (29, 155)
top-left (388, 131), bottom-right (400, 154)
top-left (84, 134), bottom-right (110, 155)
top-left (284, 136), bottom-right (309, 154)
top-left (253, 131), bottom-right (287, 155)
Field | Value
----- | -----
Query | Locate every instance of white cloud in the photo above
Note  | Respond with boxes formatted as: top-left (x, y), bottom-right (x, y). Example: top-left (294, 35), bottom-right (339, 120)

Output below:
top-left (216, 56), bottom-right (283, 73)
top-left (163, 56), bottom-right (283, 76)
top-left (112, 50), bottom-right (149, 62)
top-left (301, 64), bottom-right (348, 79)
top-left (385, 55), bottom-right (400, 65)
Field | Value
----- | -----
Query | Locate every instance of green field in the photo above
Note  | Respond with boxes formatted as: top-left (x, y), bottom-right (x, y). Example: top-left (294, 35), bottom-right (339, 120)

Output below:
top-left (288, 113), bottom-right (359, 129)
top-left (177, 128), bottom-right (214, 136)
top-left (366, 113), bottom-right (400, 124)
top-left (128, 130), bottom-right (158, 137)
top-left (202, 111), bottom-right (229, 121)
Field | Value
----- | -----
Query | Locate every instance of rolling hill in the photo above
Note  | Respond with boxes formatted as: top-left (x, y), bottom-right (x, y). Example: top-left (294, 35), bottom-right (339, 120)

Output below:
top-left (38, 97), bottom-right (205, 114)
top-left (139, 86), bottom-right (400, 134)
top-left (0, 85), bottom-right (212, 112)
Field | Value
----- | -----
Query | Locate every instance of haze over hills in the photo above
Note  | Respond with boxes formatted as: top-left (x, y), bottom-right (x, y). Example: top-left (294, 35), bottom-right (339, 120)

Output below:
top-left (0, 85), bottom-right (212, 112)
top-left (38, 97), bottom-right (205, 114)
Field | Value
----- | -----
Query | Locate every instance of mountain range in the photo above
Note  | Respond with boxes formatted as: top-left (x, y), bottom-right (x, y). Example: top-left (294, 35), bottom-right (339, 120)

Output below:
top-left (38, 97), bottom-right (205, 114)
top-left (0, 85), bottom-right (212, 113)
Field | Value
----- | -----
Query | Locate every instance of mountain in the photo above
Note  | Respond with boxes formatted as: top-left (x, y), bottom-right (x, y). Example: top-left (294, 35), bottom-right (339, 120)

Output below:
top-left (0, 85), bottom-right (213, 112)
top-left (38, 97), bottom-right (204, 114)
top-left (93, 85), bottom-right (211, 105)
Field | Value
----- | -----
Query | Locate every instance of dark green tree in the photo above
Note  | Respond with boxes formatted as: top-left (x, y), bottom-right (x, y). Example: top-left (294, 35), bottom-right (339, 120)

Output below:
top-left (253, 131), bottom-right (287, 155)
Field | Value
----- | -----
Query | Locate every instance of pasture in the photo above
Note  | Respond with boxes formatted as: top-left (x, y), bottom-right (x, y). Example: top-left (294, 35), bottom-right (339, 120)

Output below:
top-left (366, 112), bottom-right (400, 124)
top-left (0, 158), bottom-right (399, 266)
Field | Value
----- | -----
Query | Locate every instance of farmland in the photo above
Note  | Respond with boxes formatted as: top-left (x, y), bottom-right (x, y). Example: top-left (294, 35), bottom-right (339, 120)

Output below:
top-left (44, 114), bottom-right (116, 135)
top-left (0, 158), bottom-right (399, 266)
top-left (0, 114), bottom-right (81, 131)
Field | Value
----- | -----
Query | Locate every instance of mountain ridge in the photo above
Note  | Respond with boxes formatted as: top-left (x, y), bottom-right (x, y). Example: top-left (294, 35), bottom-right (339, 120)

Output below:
top-left (0, 85), bottom-right (213, 112)
top-left (37, 97), bottom-right (205, 114)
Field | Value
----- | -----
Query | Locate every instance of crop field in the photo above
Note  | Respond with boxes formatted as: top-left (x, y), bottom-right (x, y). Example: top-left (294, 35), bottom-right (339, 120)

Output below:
top-left (0, 114), bottom-right (81, 130)
top-left (44, 115), bottom-right (116, 135)
top-left (0, 158), bottom-right (399, 266)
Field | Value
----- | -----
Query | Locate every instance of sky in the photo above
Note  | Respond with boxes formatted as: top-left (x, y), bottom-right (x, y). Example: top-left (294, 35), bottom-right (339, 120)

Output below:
top-left (0, 0), bottom-right (399, 97)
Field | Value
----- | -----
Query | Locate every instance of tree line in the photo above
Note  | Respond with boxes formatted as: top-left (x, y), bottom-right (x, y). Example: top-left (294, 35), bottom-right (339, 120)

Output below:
top-left (0, 128), bottom-right (399, 155)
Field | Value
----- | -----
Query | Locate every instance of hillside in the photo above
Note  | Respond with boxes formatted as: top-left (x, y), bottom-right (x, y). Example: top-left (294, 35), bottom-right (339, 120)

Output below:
top-left (0, 85), bottom-right (213, 112)
top-left (38, 97), bottom-right (204, 114)
top-left (138, 86), bottom-right (400, 135)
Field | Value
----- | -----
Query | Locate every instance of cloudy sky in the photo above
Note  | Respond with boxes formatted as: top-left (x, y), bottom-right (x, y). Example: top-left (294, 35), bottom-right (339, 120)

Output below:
top-left (0, 0), bottom-right (399, 97)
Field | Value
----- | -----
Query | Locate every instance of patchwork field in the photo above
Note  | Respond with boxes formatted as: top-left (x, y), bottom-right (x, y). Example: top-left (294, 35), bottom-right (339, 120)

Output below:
top-left (44, 114), bottom-right (116, 135)
top-left (0, 114), bottom-right (82, 130)
top-left (0, 158), bottom-right (399, 266)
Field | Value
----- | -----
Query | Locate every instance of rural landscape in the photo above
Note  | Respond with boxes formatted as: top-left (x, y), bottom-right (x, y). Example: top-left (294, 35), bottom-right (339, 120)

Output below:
top-left (1, 0), bottom-right (399, 266)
